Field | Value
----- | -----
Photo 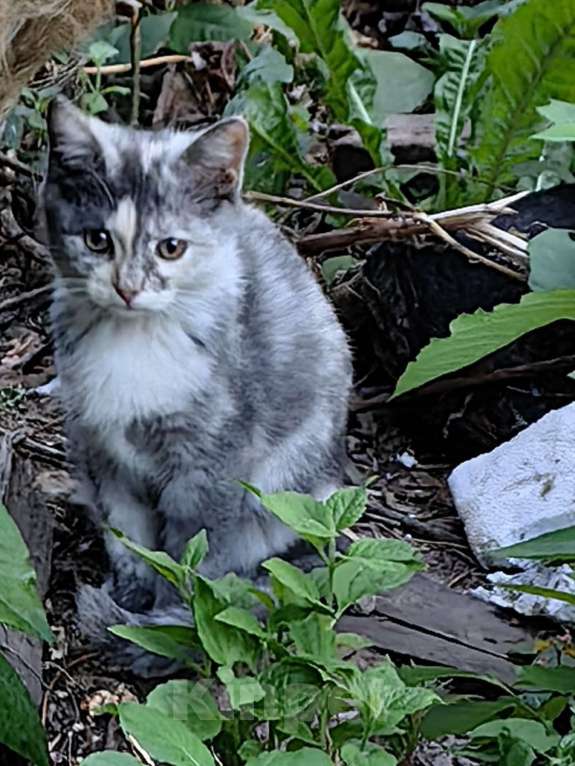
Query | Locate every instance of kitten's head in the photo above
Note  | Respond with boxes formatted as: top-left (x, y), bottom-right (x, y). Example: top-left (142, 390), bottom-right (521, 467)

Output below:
top-left (43, 97), bottom-right (248, 315)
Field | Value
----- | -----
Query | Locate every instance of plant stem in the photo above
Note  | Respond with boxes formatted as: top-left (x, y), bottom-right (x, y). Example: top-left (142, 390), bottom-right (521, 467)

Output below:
top-left (130, 7), bottom-right (142, 125)
top-left (327, 538), bottom-right (337, 611)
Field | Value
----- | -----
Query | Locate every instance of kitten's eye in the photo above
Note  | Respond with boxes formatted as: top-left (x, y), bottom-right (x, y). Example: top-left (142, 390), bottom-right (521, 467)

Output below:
top-left (83, 229), bottom-right (113, 254)
top-left (157, 238), bottom-right (187, 260)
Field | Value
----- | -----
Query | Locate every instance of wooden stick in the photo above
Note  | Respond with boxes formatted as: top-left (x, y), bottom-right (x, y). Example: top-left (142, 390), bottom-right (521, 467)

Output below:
top-left (83, 54), bottom-right (192, 76)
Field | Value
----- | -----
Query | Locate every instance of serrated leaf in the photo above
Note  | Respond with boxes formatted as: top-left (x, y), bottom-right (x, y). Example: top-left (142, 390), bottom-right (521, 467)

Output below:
top-left (528, 228), bottom-right (575, 292)
top-left (290, 613), bottom-right (336, 661)
top-left (240, 46), bottom-right (294, 85)
top-left (473, 0), bottom-right (575, 200)
top-left (217, 667), bottom-right (266, 709)
top-left (146, 680), bottom-right (223, 740)
top-left (0, 653), bottom-right (49, 766)
top-left (109, 624), bottom-right (197, 664)
top-left (346, 538), bottom-right (422, 565)
top-left (392, 290), bottom-right (575, 398)
top-left (193, 576), bottom-right (260, 669)
top-left (0, 502), bottom-right (53, 642)
top-left (112, 529), bottom-right (184, 588)
top-left (341, 740), bottom-right (397, 766)
top-left (170, 4), bottom-right (253, 51)
top-left (333, 556), bottom-right (423, 614)
top-left (81, 754), bottom-right (141, 766)
top-left (119, 703), bottom-right (215, 766)
top-left (181, 530), bottom-right (209, 571)
top-left (325, 488), bottom-right (367, 532)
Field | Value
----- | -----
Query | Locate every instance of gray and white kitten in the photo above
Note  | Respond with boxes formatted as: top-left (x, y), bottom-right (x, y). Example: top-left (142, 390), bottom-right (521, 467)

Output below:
top-left (43, 98), bottom-right (351, 669)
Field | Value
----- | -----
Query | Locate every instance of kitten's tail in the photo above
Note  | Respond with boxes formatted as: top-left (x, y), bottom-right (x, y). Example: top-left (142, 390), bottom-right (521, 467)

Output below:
top-left (76, 583), bottom-right (193, 678)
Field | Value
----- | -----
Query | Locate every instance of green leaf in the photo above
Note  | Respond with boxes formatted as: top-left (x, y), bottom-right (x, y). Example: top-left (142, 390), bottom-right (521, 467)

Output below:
top-left (290, 613), bottom-right (336, 661)
top-left (225, 82), bottom-right (333, 192)
top-left (103, 14), bottom-right (176, 65)
top-left (321, 256), bottom-right (358, 286)
top-left (193, 576), bottom-right (260, 669)
top-left (334, 554), bottom-right (423, 614)
top-left (470, 718), bottom-right (560, 753)
top-left (354, 50), bottom-right (434, 123)
top-left (243, 486), bottom-right (335, 546)
top-left (399, 665), bottom-right (509, 693)
top-left (341, 741), bottom-right (397, 766)
top-left (170, 4), bottom-right (253, 51)
top-left (515, 664), bottom-right (575, 693)
top-left (533, 99), bottom-right (575, 141)
top-left (346, 538), bottom-right (422, 565)
top-left (112, 529), bottom-right (184, 587)
top-left (217, 666), bottom-right (266, 709)
top-left (434, 35), bottom-right (487, 163)
top-left (0, 502), bottom-right (53, 641)
top-left (108, 624), bottom-right (197, 664)
top-left (246, 748), bottom-right (333, 766)
top-left (215, 606), bottom-right (266, 638)
top-left (336, 632), bottom-right (374, 653)
top-left (262, 558), bottom-right (326, 609)
top-left (257, 0), bottom-right (359, 120)
top-left (423, 0), bottom-right (509, 38)
top-left (181, 530), bottom-right (209, 572)
top-left (392, 290), bottom-right (575, 398)
top-left (325, 488), bottom-right (367, 532)
top-left (146, 680), bottom-right (223, 741)
top-left (491, 525), bottom-right (575, 561)
top-left (421, 699), bottom-right (519, 739)
top-left (500, 582), bottom-right (575, 605)
top-left (119, 703), bottom-right (215, 766)
top-left (528, 228), bottom-right (575, 291)
top-left (88, 41), bottom-right (119, 67)
top-left (473, 0), bottom-right (575, 200)
top-left (240, 47), bottom-right (294, 85)
top-left (276, 719), bottom-right (318, 746)
top-left (259, 658), bottom-right (322, 719)
top-left (0, 653), bottom-right (49, 766)
top-left (81, 755), bottom-right (141, 766)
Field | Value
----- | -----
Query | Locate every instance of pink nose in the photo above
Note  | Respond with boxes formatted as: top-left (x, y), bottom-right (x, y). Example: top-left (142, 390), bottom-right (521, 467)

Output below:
top-left (113, 283), bottom-right (139, 307)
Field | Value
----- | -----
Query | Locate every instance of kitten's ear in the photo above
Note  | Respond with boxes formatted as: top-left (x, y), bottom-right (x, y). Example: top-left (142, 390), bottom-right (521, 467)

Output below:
top-left (47, 96), bottom-right (102, 168)
top-left (182, 117), bottom-right (249, 200)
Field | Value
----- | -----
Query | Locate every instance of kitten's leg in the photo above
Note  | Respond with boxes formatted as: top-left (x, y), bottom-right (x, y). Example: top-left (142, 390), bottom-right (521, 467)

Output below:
top-left (98, 478), bottom-right (158, 610)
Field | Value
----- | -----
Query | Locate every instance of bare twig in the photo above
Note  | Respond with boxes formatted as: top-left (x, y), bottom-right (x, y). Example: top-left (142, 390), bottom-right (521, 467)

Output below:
top-left (83, 54), bottom-right (192, 75)
top-left (0, 151), bottom-right (41, 180)
top-left (304, 166), bottom-right (414, 209)
top-left (0, 284), bottom-right (51, 314)
top-left (244, 190), bottom-right (398, 217)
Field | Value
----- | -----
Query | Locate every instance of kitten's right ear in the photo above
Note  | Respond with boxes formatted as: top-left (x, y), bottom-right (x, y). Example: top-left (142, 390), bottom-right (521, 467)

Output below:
top-left (47, 97), bottom-right (101, 168)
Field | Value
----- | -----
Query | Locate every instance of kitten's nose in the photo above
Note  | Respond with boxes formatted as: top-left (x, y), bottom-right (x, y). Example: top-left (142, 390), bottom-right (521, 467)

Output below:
top-left (113, 283), bottom-right (139, 307)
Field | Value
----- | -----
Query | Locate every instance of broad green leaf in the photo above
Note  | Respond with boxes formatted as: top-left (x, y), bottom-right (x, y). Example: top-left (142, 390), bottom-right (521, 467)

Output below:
top-left (112, 529), bottom-right (184, 587)
top-left (500, 582), bottom-right (575, 606)
top-left (421, 699), bottom-right (519, 739)
top-left (217, 667), bottom-right (266, 709)
top-left (515, 664), bottom-right (575, 693)
top-left (242, 485), bottom-right (334, 545)
top-left (236, 5), bottom-right (298, 42)
top-left (325, 488), bottom-right (367, 532)
top-left (0, 653), bottom-right (49, 766)
top-left (109, 624), bottom-right (197, 664)
top-left (181, 530), bottom-right (209, 572)
top-left (259, 658), bottom-right (322, 719)
top-left (257, 0), bottom-right (359, 120)
top-left (346, 538), bottom-right (422, 565)
top-left (225, 82), bottom-right (333, 192)
top-left (423, 0), bottom-right (511, 38)
top-left (321, 256), bottom-right (359, 286)
top-left (333, 557), bottom-right (422, 614)
top-left (276, 719), bottom-right (317, 746)
top-left (146, 680), bottom-right (223, 741)
top-left (170, 4), bottom-right (253, 51)
top-left (0, 502), bottom-right (53, 641)
top-left (104, 14), bottom-right (177, 64)
top-left (88, 41), bottom-right (119, 67)
top-left (392, 290), bottom-right (575, 398)
top-left (81, 755), bottom-right (141, 766)
top-left (336, 632), bottom-right (374, 653)
top-left (246, 747), bottom-right (333, 766)
top-left (491, 525), bottom-right (575, 561)
top-left (262, 558), bottom-right (326, 609)
top-left (470, 718), bottom-right (559, 753)
top-left (472, 0), bottom-right (575, 200)
top-left (529, 228), bottom-right (575, 292)
top-left (240, 47), bottom-right (294, 85)
top-left (533, 99), bottom-right (575, 141)
top-left (215, 606), bottom-right (266, 638)
top-left (399, 665), bottom-right (509, 693)
top-left (353, 50), bottom-right (434, 123)
top-left (290, 613), bottom-right (336, 662)
top-left (118, 703), bottom-right (215, 766)
top-left (193, 576), bottom-right (260, 669)
top-left (341, 741), bottom-right (397, 766)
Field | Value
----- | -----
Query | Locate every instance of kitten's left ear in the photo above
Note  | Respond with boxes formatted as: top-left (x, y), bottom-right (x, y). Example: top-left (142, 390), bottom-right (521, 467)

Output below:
top-left (182, 117), bottom-right (249, 200)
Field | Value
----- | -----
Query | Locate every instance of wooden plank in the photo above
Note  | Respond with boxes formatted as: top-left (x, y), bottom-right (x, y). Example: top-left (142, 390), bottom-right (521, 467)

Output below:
top-left (0, 432), bottom-right (53, 706)
top-left (339, 574), bottom-right (532, 683)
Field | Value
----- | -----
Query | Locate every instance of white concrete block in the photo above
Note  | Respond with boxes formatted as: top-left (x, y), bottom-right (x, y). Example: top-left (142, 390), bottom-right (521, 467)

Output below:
top-left (448, 402), bottom-right (575, 566)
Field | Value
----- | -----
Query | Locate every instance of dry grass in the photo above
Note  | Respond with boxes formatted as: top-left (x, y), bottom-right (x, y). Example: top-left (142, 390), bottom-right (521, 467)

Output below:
top-left (0, 0), bottom-right (113, 120)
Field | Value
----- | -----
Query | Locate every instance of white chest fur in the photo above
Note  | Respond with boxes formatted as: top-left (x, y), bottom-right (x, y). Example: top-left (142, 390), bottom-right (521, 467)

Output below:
top-left (61, 315), bottom-right (212, 430)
